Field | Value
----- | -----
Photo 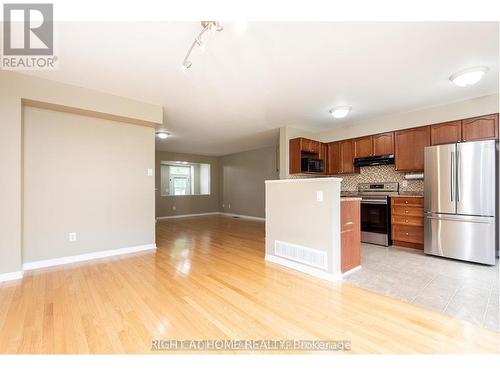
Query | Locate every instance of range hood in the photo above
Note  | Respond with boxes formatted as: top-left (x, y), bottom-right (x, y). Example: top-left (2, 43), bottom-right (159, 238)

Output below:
top-left (354, 154), bottom-right (395, 167)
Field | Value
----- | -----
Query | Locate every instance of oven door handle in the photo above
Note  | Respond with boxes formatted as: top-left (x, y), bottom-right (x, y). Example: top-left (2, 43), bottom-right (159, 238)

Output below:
top-left (361, 199), bottom-right (388, 205)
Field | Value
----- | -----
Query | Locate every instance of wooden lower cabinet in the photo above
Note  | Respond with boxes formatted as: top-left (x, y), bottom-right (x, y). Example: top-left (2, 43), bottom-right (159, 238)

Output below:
top-left (391, 196), bottom-right (424, 250)
top-left (341, 199), bottom-right (361, 273)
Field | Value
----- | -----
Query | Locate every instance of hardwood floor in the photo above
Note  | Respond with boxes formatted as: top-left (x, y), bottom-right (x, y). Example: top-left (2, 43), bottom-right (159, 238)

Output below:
top-left (0, 215), bottom-right (499, 353)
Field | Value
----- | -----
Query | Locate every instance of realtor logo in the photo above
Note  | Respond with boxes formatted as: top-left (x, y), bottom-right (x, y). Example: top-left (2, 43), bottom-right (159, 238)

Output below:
top-left (1, 3), bottom-right (58, 69)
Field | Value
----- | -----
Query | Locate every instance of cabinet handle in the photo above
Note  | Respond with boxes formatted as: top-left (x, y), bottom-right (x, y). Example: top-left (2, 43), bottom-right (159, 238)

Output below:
top-left (405, 233), bottom-right (409, 236)
top-left (405, 200), bottom-right (408, 204)
top-left (405, 219), bottom-right (408, 223)
top-left (405, 210), bottom-right (408, 213)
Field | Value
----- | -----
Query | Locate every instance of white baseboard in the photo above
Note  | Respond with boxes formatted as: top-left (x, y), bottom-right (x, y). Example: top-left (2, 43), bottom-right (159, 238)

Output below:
top-left (156, 212), bottom-right (220, 220)
top-left (220, 212), bottom-right (265, 221)
top-left (265, 254), bottom-right (342, 282)
top-left (0, 271), bottom-right (24, 283)
top-left (342, 265), bottom-right (362, 277)
top-left (156, 212), bottom-right (265, 222)
top-left (22, 243), bottom-right (157, 271)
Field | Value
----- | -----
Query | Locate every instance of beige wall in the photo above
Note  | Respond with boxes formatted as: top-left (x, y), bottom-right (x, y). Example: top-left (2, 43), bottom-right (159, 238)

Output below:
top-left (265, 178), bottom-right (342, 276)
top-left (156, 151), bottom-right (220, 217)
top-left (279, 94), bottom-right (500, 177)
top-left (0, 96), bottom-right (22, 274)
top-left (317, 94), bottom-right (500, 142)
top-left (0, 72), bottom-right (162, 277)
top-left (156, 146), bottom-right (279, 219)
top-left (220, 146), bottom-right (279, 218)
top-left (23, 107), bottom-right (156, 262)
top-left (0, 71), bottom-right (163, 125)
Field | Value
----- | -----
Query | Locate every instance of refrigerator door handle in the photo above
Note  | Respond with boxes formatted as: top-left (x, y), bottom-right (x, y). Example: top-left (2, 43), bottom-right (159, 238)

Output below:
top-left (456, 150), bottom-right (460, 202)
top-left (450, 151), bottom-right (455, 202)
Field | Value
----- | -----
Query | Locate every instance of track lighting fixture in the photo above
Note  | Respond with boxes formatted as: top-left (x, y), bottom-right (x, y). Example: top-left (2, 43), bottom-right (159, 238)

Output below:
top-left (181, 21), bottom-right (223, 71)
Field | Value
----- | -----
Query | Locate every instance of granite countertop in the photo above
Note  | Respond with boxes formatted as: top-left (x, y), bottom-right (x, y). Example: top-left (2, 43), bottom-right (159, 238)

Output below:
top-left (397, 192), bottom-right (424, 197)
top-left (341, 191), bottom-right (424, 198)
top-left (341, 197), bottom-right (362, 201)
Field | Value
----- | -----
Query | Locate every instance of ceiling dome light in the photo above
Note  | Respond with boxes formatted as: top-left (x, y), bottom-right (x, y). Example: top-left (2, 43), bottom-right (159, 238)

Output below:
top-left (330, 106), bottom-right (352, 119)
top-left (450, 66), bottom-right (488, 87)
top-left (156, 131), bottom-right (170, 139)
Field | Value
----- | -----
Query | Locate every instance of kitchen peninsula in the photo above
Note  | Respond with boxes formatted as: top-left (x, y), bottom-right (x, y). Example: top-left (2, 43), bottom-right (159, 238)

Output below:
top-left (265, 178), bottom-right (361, 281)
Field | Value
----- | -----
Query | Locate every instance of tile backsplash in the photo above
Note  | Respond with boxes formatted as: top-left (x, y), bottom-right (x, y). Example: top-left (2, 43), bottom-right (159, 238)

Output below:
top-left (337, 165), bottom-right (424, 192)
top-left (288, 165), bottom-right (424, 193)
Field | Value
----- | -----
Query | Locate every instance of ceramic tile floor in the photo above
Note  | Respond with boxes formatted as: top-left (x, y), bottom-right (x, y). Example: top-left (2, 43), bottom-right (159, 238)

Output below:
top-left (343, 243), bottom-right (500, 331)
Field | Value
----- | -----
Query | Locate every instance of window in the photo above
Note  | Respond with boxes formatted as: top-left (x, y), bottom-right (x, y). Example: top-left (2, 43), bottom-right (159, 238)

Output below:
top-left (160, 161), bottom-right (210, 196)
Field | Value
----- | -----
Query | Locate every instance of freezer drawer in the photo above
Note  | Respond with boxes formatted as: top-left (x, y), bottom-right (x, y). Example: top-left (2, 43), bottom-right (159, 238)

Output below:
top-left (424, 214), bottom-right (496, 265)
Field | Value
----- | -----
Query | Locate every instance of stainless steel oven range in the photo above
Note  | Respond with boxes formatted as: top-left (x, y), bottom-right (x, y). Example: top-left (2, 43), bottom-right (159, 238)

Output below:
top-left (358, 182), bottom-right (399, 246)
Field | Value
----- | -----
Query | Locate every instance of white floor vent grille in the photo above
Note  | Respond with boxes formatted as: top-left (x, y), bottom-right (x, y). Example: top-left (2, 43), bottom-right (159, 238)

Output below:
top-left (274, 240), bottom-right (327, 269)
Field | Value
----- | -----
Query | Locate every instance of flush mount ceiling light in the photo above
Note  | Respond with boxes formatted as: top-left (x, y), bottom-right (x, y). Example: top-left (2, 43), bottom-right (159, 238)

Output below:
top-left (330, 106), bottom-right (352, 119)
top-left (156, 131), bottom-right (170, 139)
top-left (181, 21), bottom-right (223, 71)
top-left (450, 66), bottom-right (489, 87)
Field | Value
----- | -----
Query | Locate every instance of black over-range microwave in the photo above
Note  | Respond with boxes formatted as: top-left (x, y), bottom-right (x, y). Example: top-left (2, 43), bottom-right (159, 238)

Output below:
top-left (301, 158), bottom-right (324, 173)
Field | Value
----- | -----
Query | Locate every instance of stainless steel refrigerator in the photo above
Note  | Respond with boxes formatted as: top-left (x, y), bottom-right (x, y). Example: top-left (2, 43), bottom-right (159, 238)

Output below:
top-left (424, 140), bottom-right (497, 265)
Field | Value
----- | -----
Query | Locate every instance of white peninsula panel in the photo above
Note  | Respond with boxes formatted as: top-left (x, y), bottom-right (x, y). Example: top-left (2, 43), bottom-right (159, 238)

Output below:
top-left (265, 178), bottom-right (343, 281)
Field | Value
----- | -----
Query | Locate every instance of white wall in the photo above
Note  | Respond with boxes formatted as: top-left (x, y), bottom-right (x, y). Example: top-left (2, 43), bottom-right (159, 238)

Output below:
top-left (23, 107), bottom-right (155, 262)
top-left (265, 178), bottom-right (342, 278)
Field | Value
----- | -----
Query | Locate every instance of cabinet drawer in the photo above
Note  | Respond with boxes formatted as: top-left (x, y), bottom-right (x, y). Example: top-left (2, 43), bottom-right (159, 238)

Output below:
top-left (391, 197), bottom-right (423, 207)
top-left (392, 215), bottom-right (423, 226)
top-left (392, 205), bottom-right (423, 217)
top-left (392, 224), bottom-right (424, 244)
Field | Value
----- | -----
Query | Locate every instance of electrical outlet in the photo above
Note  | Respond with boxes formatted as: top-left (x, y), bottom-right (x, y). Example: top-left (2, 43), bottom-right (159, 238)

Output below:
top-left (222, 203), bottom-right (225, 208)
top-left (147, 168), bottom-right (153, 176)
top-left (402, 180), bottom-right (408, 187)
top-left (228, 203), bottom-right (231, 209)
top-left (172, 205), bottom-right (176, 211)
top-left (69, 232), bottom-right (77, 242)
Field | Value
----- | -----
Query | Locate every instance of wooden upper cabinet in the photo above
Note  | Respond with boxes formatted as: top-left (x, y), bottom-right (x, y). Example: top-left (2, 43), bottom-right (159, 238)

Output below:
top-left (289, 137), bottom-right (325, 174)
top-left (339, 140), bottom-right (358, 174)
top-left (327, 142), bottom-right (341, 175)
top-left (430, 120), bottom-right (462, 146)
top-left (289, 138), bottom-right (302, 174)
top-left (327, 141), bottom-right (359, 175)
top-left (353, 132), bottom-right (395, 158)
top-left (372, 132), bottom-right (395, 156)
top-left (301, 138), bottom-right (322, 154)
top-left (353, 136), bottom-right (373, 158)
top-left (395, 126), bottom-right (430, 172)
top-left (461, 114), bottom-right (499, 142)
